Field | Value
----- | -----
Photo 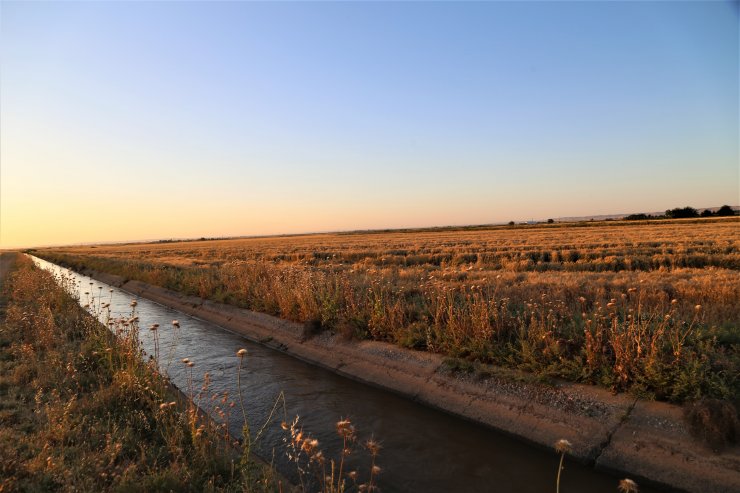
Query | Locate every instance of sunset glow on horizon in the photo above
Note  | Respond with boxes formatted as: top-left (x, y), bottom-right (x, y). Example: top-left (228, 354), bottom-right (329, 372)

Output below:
top-left (1, 1), bottom-right (738, 249)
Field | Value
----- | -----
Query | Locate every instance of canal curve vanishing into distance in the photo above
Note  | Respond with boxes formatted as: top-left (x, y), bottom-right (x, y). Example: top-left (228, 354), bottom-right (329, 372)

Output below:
top-left (32, 256), bottom-right (660, 493)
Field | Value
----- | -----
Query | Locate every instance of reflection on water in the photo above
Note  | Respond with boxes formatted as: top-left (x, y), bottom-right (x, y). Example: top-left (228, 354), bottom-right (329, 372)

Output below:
top-left (32, 256), bottom-right (660, 493)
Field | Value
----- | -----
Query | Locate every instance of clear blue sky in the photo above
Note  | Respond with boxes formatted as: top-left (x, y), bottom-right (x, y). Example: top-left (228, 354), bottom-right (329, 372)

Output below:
top-left (1, 1), bottom-right (738, 247)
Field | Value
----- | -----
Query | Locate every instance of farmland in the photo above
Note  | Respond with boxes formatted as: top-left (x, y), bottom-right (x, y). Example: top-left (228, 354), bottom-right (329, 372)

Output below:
top-left (35, 217), bottom-right (740, 403)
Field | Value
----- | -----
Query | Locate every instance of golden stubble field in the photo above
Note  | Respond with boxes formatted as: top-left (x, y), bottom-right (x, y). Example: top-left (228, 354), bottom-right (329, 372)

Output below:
top-left (39, 217), bottom-right (739, 402)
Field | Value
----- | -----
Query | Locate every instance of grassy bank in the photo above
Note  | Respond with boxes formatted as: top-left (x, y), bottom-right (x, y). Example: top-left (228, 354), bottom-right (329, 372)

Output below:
top-left (0, 254), bottom-right (277, 492)
top-left (34, 220), bottom-right (739, 404)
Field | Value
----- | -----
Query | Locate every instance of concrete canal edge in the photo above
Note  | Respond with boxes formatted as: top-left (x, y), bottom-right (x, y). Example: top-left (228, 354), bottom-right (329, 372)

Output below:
top-left (60, 261), bottom-right (740, 493)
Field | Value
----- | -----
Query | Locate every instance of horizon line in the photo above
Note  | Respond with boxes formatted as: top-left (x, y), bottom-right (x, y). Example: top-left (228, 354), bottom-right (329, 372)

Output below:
top-left (7, 204), bottom-right (738, 251)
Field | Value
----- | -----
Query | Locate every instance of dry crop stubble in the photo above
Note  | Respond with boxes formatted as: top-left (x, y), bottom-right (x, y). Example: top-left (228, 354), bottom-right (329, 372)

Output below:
top-left (35, 218), bottom-right (739, 403)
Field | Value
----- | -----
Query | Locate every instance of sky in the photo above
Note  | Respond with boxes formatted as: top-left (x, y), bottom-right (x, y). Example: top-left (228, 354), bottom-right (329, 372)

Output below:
top-left (1, 0), bottom-right (738, 248)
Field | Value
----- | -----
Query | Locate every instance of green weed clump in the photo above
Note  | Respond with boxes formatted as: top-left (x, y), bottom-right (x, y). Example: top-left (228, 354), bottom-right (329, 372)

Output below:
top-left (0, 256), bottom-right (277, 492)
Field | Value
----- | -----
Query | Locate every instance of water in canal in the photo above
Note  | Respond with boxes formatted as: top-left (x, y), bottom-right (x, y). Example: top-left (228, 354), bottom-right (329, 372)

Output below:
top-left (33, 256), bottom-right (659, 493)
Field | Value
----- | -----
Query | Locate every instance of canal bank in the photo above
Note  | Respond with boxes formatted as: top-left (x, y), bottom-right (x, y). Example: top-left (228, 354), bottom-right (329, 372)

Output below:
top-left (35, 255), bottom-right (740, 493)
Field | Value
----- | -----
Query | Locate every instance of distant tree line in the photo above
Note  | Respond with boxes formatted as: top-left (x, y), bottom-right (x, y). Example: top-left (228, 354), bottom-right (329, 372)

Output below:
top-left (626, 205), bottom-right (737, 221)
top-left (503, 205), bottom-right (737, 226)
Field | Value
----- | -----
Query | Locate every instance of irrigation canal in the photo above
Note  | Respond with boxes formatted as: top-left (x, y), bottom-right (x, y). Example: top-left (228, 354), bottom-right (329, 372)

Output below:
top-left (33, 256), bottom-right (660, 493)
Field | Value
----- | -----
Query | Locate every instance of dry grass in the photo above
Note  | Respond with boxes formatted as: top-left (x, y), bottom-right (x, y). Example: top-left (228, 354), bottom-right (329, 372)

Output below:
top-left (35, 218), bottom-right (740, 402)
top-left (0, 256), bottom-right (277, 492)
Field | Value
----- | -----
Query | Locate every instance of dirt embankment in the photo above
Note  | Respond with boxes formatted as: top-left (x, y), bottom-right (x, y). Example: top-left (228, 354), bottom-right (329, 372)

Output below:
top-left (65, 262), bottom-right (740, 493)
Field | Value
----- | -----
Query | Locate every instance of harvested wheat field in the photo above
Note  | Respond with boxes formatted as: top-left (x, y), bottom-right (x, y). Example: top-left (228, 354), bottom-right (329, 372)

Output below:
top-left (36, 217), bottom-right (739, 404)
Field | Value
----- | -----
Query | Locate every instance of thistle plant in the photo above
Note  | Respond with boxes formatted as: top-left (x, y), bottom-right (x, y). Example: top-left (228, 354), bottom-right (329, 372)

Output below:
top-left (236, 348), bottom-right (252, 460)
top-left (554, 438), bottom-right (572, 493)
top-left (164, 319), bottom-right (181, 374)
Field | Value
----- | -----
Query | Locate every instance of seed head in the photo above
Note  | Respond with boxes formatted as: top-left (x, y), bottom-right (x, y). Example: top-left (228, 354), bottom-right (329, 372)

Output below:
top-left (554, 439), bottom-right (572, 454)
top-left (336, 419), bottom-right (355, 438)
top-left (694, 304), bottom-right (702, 311)
top-left (182, 358), bottom-right (190, 364)
top-left (618, 478), bottom-right (638, 493)
top-left (301, 438), bottom-right (319, 454)
top-left (237, 348), bottom-right (247, 357)
top-left (172, 320), bottom-right (180, 327)
top-left (366, 438), bottom-right (381, 456)
top-left (130, 300), bottom-right (138, 307)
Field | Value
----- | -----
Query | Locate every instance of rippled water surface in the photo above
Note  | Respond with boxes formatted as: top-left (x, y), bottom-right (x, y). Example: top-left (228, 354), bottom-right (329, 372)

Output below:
top-left (33, 256), bottom-right (659, 493)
